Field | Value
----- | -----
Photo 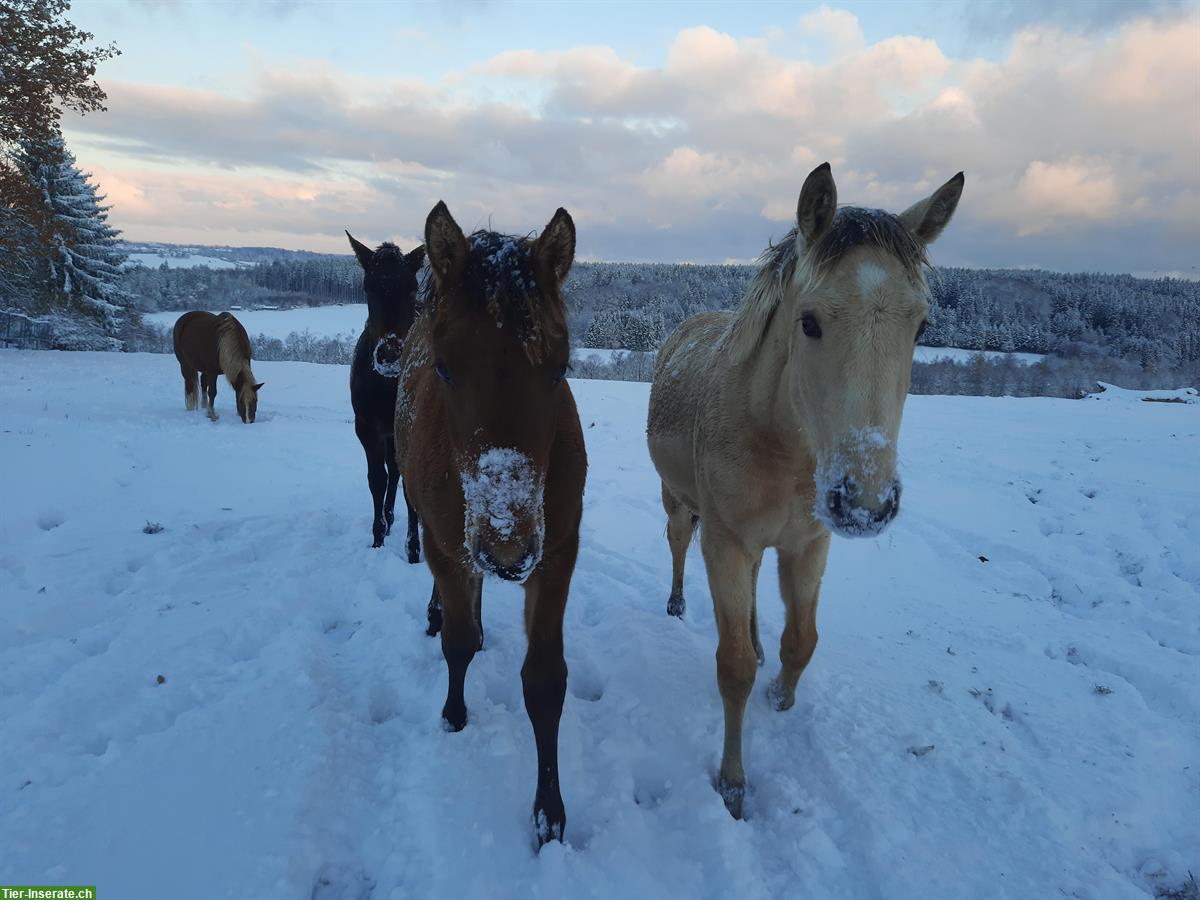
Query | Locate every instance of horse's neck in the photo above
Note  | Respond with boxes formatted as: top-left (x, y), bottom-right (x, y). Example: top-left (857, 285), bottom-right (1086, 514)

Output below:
top-left (740, 299), bottom-right (802, 435)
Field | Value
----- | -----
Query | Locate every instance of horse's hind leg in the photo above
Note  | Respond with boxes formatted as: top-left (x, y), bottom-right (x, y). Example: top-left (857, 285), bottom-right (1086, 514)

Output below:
top-left (201, 371), bottom-right (219, 420)
top-left (750, 557), bottom-right (765, 667)
top-left (180, 363), bottom-right (198, 410)
top-left (426, 583), bottom-right (442, 637)
top-left (402, 481), bottom-right (420, 565)
top-left (662, 482), bottom-right (697, 617)
top-left (767, 532), bottom-right (830, 712)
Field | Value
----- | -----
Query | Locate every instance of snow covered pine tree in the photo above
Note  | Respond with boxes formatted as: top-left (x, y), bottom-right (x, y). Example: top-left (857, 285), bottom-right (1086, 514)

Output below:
top-left (17, 136), bottom-right (131, 348)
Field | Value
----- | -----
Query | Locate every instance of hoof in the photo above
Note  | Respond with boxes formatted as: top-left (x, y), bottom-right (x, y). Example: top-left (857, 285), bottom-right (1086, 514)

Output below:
top-left (667, 593), bottom-right (685, 617)
top-left (532, 795), bottom-right (566, 850)
top-left (767, 677), bottom-right (795, 712)
top-left (717, 776), bottom-right (745, 820)
top-left (441, 702), bottom-right (467, 732)
top-left (407, 544), bottom-right (420, 565)
top-left (426, 605), bottom-right (443, 637)
top-left (371, 538), bottom-right (384, 549)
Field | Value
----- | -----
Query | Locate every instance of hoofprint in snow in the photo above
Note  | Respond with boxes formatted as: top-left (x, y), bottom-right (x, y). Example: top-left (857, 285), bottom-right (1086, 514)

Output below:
top-left (0, 350), bottom-right (1196, 900)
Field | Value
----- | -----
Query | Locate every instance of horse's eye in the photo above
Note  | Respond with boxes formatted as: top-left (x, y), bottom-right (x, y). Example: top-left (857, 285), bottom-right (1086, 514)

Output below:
top-left (434, 361), bottom-right (453, 385)
top-left (553, 364), bottom-right (569, 385)
top-left (915, 320), bottom-right (927, 344)
top-left (801, 313), bottom-right (822, 339)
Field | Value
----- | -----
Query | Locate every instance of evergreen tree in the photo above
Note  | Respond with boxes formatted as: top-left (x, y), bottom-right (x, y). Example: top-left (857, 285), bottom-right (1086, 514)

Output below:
top-left (1, 0), bottom-right (119, 300)
top-left (18, 136), bottom-right (129, 323)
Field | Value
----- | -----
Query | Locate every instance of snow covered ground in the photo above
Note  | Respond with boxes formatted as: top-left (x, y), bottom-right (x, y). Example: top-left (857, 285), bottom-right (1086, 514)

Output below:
top-left (144, 305), bottom-right (368, 341)
top-left (126, 252), bottom-right (243, 271)
top-left (1, 350), bottom-right (1196, 900)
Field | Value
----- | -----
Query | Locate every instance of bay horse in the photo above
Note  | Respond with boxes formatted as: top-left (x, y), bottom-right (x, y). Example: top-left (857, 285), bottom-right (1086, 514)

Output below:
top-left (646, 163), bottom-right (964, 818)
top-left (173, 310), bottom-right (263, 423)
top-left (394, 201), bottom-right (586, 848)
top-left (347, 232), bottom-right (425, 555)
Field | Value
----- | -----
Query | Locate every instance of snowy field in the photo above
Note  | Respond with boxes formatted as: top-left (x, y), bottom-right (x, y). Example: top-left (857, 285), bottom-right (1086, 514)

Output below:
top-left (144, 305), bottom-right (368, 340)
top-left (126, 252), bottom-right (243, 271)
top-left (1, 350), bottom-right (1196, 900)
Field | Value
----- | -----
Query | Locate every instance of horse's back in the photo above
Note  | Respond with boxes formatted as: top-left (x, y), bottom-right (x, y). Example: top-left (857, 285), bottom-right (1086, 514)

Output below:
top-left (173, 311), bottom-right (219, 368)
top-left (647, 311), bottom-right (732, 507)
top-left (648, 311), bottom-right (730, 442)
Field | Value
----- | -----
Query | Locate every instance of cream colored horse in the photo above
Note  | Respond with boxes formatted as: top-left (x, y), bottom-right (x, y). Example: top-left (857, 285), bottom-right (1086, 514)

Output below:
top-left (646, 162), bottom-right (963, 818)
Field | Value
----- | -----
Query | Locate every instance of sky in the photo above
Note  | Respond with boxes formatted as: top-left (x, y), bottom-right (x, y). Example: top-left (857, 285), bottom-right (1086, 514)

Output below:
top-left (61, 0), bottom-right (1200, 274)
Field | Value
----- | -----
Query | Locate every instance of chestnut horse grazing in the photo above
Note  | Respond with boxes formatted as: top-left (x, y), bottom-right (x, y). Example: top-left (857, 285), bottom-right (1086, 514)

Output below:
top-left (647, 163), bottom-right (964, 818)
top-left (173, 310), bottom-right (263, 423)
top-left (394, 201), bottom-right (586, 849)
top-left (347, 232), bottom-right (425, 554)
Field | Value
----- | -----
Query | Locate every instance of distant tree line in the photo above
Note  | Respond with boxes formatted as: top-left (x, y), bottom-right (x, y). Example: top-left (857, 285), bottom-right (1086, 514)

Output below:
top-left (123, 250), bottom-right (1199, 386)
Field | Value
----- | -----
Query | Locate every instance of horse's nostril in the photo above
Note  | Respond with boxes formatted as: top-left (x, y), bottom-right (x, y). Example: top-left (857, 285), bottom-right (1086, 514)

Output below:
top-left (826, 477), bottom-right (856, 520)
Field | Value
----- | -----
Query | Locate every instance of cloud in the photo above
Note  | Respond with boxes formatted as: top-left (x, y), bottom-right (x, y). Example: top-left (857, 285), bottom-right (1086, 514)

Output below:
top-left (63, 8), bottom-right (1200, 271)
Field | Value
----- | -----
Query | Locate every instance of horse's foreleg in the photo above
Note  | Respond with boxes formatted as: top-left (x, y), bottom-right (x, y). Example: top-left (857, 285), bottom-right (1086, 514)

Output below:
top-left (768, 531), bottom-right (830, 712)
top-left (367, 452), bottom-right (389, 549)
top-left (701, 524), bottom-right (761, 819)
top-left (521, 540), bottom-right (575, 848)
top-left (662, 483), bottom-right (697, 617)
top-left (383, 435), bottom-right (400, 535)
top-left (427, 542), bottom-right (481, 732)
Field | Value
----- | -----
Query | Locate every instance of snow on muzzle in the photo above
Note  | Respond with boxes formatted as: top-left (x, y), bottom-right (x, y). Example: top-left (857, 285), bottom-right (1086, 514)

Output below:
top-left (461, 448), bottom-right (545, 582)
top-left (812, 427), bottom-right (901, 538)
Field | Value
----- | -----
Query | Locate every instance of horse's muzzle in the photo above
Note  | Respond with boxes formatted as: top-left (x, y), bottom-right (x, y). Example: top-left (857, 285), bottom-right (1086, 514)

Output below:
top-left (472, 538), bottom-right (541, 582)
top-left (825, 478), bottom-right (900, 537)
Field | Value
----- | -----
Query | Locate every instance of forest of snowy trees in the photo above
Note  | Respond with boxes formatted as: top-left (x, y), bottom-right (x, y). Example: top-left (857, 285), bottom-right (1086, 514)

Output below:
top-left (119, 247), bottom-right (1200, 396)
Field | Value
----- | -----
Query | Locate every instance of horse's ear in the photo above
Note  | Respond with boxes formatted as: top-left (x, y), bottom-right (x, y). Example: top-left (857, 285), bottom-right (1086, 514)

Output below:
top-left (424, 202), bottom-right (468, 282)
top-left (796, 162), bottom-right (837, 246)
top-left (534, 207), bottom-right (575, 285)
top-left (899, 172), bottom-right (964, 245)
top-left (405, 245), bottom-right (426, 272)
top-left (253, 382), bottom-right (264, 391)
top-left (346, 231), bottom-right (374, 269)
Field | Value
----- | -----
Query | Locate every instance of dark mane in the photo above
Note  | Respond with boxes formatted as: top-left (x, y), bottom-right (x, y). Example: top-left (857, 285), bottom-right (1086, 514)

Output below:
top-left (422, 229), bottom-right (565, 362)
top-left (811, 207), bottom-right (929, 282)
top-left (757, 206), bottom-right (929, 292)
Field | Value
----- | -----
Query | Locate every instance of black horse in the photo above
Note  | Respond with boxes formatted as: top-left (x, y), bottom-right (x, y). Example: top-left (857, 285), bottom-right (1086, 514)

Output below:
top-left (347, 231), bottom-right (425, 557)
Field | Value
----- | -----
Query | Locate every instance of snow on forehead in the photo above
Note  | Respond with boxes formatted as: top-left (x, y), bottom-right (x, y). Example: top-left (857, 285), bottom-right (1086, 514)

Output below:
top-left (857, 261), bottom-right (887, 293)
top-left (468, 231), bottom-right (535, 292)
